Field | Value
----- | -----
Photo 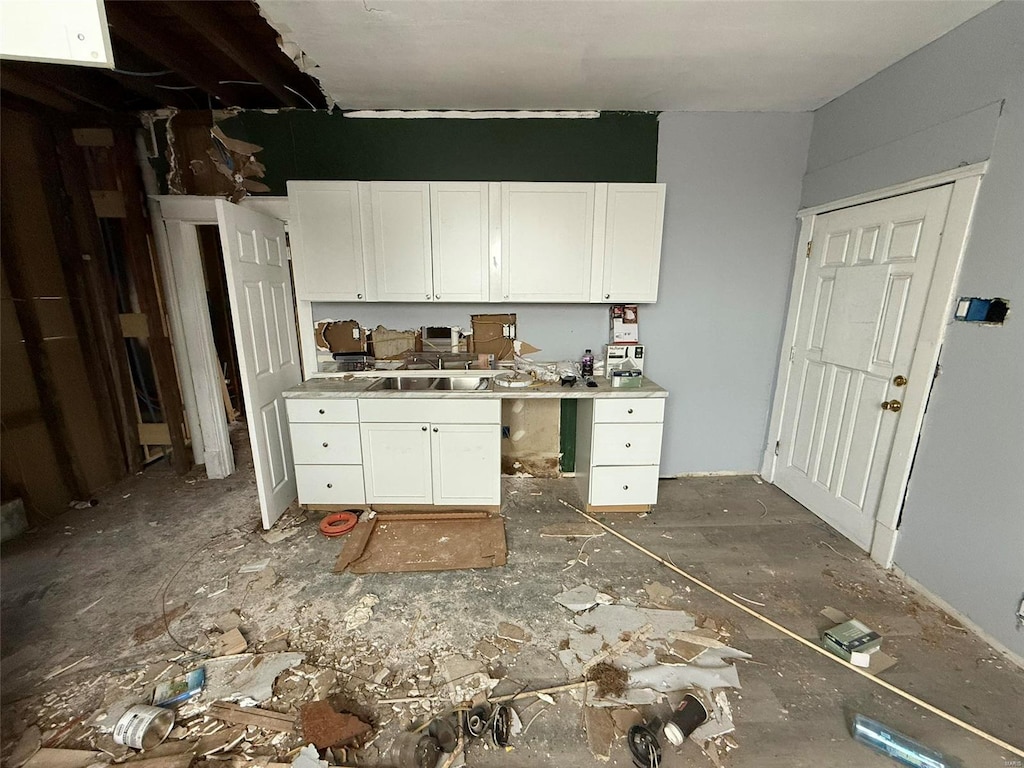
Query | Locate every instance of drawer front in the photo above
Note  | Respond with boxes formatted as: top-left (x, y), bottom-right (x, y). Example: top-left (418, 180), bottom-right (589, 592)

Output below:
top-left (286, 398), bottom-right (359, 424)
top-left (593, 398), bottom-right (665, 424)
top-left (592, 423), bottom-right (663, 466)
top-left (290, 423), bottom-right (362, 465)
top-left (296, 465), bottom-right (365, 505)
top-left (358, 398), bottom-right (500, 424)
top-left (590, 465), bottom-right (660, 506)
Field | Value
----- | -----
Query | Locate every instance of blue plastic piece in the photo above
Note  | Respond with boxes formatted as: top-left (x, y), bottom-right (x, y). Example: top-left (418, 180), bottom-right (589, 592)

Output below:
top-left (852, 714), bottom-right (955, 768)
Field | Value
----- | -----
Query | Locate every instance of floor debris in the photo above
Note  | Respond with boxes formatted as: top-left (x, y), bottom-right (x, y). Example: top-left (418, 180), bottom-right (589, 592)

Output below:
top-left (554, 583), bottom-right (614, 612)
top-left (299, 700), bottom-right (371, 748)
top-left (341, 593), bottom-right (379, 630)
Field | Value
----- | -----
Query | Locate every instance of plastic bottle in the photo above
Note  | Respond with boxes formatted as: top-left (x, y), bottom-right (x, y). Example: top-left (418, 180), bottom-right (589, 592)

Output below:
top-left (581, 349), bottom-right (595, 377)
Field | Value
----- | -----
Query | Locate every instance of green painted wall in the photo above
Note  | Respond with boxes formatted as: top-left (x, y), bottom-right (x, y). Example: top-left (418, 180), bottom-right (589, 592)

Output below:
top-left (217, 111), bottom-right (658, 195)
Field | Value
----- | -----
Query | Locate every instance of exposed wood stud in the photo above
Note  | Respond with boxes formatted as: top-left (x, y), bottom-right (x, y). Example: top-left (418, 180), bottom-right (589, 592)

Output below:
top-left (54, 129), bottom-right (143, 475)
top-left (111, 128), bottom-right (192, 473)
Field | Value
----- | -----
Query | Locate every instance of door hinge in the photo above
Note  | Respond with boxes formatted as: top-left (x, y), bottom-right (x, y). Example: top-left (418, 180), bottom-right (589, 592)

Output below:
top-left (789, 345), bottom-right (795, 362)
top-left (774, 440), bottom-right (780, 456)
top-left (806, 240), bottom-right (812, 258)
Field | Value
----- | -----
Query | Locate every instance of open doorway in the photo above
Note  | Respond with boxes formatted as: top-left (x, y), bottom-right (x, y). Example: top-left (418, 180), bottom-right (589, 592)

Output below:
top-left (196, 226), bottom-right (243, 424)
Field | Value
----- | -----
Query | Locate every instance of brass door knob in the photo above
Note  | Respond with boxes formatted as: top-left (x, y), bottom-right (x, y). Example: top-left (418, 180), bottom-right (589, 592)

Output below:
top-left (893, 375), bottom-right (908, 387)
top-left (881, 399), bottom-right (903, 412)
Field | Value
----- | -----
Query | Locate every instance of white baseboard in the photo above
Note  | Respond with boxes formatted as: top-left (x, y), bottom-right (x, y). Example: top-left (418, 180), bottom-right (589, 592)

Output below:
top-left (895, 568), bottom-right (1024, 670)
top-left (667, 471), bottom-right (759, 478)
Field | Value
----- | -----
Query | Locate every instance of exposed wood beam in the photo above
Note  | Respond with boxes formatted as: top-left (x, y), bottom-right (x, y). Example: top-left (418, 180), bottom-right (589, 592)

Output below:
top-left (102, 40), bottom-right (195, 110)
top-left (160, 0), bottom-right (301, 108)
top-left (104, 3), bottom-right (245, 107)
top-left (5, 61), bottom-right (125, 112)
top-left (0, 67), bottom-right (78, 111)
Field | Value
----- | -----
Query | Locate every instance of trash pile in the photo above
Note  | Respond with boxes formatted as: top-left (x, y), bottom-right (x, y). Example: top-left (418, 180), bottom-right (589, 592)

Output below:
top-left (553, 583), bottom-right (748, 766)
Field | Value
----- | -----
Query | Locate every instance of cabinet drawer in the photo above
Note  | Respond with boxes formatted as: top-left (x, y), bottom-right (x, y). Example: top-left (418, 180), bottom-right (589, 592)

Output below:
top-left (592, 423), bottom-right (663, 466)
top-left (358, 398), bottom-right (500, 424)
top-left (590, 465), bottom-right (660, 506)
top-left (296, 465), bottom-right (365, 505)
top-left (286, 398), bottom-right (359, 424)
top-left (593, 398), bottom-right (664, 424)
top-left (290, 423), bottom-right (362, 464)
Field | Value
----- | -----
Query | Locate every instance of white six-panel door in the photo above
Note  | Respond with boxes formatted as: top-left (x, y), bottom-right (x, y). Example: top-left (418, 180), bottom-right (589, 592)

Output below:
top-left (216, 200), bottom-right (301, 529)
top-left (773, 185), bottom-right (953, 550)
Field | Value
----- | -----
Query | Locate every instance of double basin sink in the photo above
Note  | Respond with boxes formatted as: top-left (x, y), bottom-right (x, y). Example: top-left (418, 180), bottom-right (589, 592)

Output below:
top-left (367, 375), bottom-right (491, 392)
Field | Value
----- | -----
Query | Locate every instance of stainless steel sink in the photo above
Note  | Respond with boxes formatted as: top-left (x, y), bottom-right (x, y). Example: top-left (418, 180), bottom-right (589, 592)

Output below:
top-left (368, 377), bottom-right (438, 391)
top-left (434, 376), bottom-right (491, 391)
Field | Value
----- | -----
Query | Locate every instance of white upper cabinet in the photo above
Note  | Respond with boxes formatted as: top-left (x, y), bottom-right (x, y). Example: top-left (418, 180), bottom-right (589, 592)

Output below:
top-left (592, 183), bottom-right (666, 303)
top-left (430, 182), bottom-right (491, 302)
top-left (287, 181), bottom-right (367, 301)
top-left (369, 182), bottom-right (434, 302)
top-left (501, 182), bottom-right (595, 302)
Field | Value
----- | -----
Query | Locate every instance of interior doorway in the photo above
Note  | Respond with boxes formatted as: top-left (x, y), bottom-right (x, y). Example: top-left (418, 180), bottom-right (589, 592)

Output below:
top-left (196, 226), bottom-right (244, 423)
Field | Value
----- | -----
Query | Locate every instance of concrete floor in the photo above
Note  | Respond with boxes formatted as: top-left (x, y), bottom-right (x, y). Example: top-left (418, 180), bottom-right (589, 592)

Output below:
top-left (2, 440), bottom-right (1022, 767)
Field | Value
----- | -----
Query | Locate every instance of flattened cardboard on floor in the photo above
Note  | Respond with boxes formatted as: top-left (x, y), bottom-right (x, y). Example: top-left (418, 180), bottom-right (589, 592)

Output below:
top-left (334, 517), bottom-right (507, 573)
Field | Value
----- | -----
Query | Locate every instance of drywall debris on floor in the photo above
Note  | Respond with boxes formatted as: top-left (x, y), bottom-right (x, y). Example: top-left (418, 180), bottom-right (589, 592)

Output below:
top-left (554, 582), bottom-right (747, 761)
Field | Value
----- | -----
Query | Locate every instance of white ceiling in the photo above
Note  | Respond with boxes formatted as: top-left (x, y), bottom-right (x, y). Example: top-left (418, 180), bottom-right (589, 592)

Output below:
top-left (258, 0), bottom-right (996, 112)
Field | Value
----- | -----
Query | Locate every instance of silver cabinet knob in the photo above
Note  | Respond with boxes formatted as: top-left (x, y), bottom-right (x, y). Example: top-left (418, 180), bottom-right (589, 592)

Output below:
top-left (426, 294), bottom-right (431, 299)
top-left (625, 443), bottom-right (631, 448)
top-left (605, 293), bottom-right (610, 299)
top-left (432, 427), bottom-right (439, 433)
top-left (318, 408), bottom-right (325, 415)
top-left (435, 294), bottom-right (441, 299)
top-left (322, 442), bottom-right (329, 448)
top-left (357, 293), bottom-right (363, 299)
top-left (622, 484), bottom-right (629, 490)
top-left (421, 425), bottom-right (428, 431)
top-left (327, 483), bottom-right (333, 489)
top-left (627, 408), bottom-right (634, 414)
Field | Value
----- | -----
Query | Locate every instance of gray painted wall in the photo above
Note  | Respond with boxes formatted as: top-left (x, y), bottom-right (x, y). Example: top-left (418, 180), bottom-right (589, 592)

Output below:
top-left (804, 1), bottom-right (1024, 655)
top-left (316, 112), bottom-right (813, 476)
top-left (651, 113), bottom-right (812, 473)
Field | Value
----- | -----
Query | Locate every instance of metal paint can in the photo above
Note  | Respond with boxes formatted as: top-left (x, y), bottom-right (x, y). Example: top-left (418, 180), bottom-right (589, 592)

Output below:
top-left (112, 704), bottom-right (174, 750)
top-left (662, 694), bottom-right (709, 745)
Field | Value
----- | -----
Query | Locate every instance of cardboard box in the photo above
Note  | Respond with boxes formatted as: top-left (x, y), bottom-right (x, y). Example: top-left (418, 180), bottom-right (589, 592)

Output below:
top-left (316, 320), bottom-right (367, 353)
top-left (610, 304), bottom-right (639, 344)
top-left (471, 314), bottom-right (517, 360)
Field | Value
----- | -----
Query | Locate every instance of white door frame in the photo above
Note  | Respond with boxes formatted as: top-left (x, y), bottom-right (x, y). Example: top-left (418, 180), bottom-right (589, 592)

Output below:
top-left (149, 195), bottom-right (290, 479)
top-left (761, 162), bottom-right (987, 568)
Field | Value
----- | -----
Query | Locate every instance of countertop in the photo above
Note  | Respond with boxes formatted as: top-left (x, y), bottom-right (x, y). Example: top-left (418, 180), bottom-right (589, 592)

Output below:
top-left (284, 374), bottom-right (667, 400)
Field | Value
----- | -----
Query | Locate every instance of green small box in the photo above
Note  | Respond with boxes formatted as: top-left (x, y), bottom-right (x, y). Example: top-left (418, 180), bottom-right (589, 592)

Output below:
top-left (822, 619), bottom-right (881, 664)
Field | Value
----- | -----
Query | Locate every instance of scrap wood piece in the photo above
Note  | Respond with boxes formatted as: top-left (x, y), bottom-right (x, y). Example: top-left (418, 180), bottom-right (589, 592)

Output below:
top-left (539, 522), bottom-right (605, 538)
top-left (584, 707), bottom-right (615, 761)
top-left (214, 628), bottom-right (248, 657)
top-left (332, 519), bottom-right (376, 573)
top-left (196, 724), bottom-right (246, 757)
top-left (20, 748), bottom-right (102, 768)
top-left (300, 700), bottom-right (371, 748)
top-left (209, 701), bottom-right (296, 733)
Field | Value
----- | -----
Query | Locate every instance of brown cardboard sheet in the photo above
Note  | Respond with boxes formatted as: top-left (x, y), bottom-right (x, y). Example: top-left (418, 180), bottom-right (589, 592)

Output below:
top-left (334, 517), bottom-right (507, 574)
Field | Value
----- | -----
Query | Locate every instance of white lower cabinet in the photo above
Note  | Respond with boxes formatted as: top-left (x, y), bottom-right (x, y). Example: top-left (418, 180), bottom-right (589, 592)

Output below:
top-left (576, 397), bottom-right (666, 508)
top-left (287, 398), bottom-right (365, 506)
top-left (431, 424), bottom-right (501, 505)
top-left (359, 399), bottom-right (501, 505)
top-left (360, 423), bottom-right (434, 504)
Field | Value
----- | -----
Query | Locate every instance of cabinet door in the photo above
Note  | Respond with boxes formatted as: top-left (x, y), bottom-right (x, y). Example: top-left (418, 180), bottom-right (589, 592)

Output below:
top-left (288, 181), bottom-right (367, 301)
top-left (430, 424), bottom-right (500, 505)
top-left (370, 182), bottom-right (433, 302)
top-left (430, 183), bottom-right (490, 302)
top-left (360, 422), bottom-right (433, 503)
top-left (501, 183), bottom-right (595, 302)
top-left (596, 183), bottom-right (666, 302)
